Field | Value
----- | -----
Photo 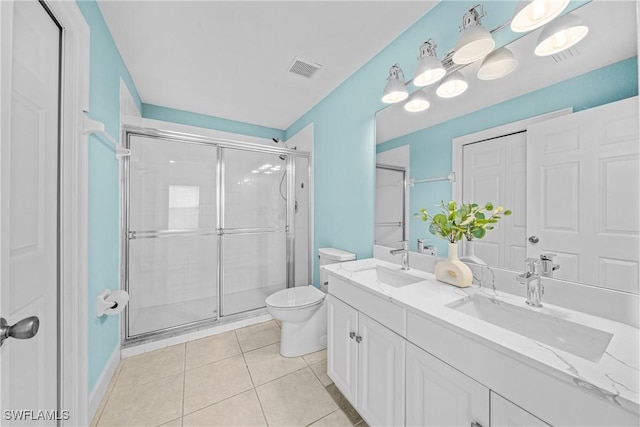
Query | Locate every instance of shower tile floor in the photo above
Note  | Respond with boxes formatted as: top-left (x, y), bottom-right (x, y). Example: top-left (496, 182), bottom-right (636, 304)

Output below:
top-left (92, 320), bottom-right (367, 427)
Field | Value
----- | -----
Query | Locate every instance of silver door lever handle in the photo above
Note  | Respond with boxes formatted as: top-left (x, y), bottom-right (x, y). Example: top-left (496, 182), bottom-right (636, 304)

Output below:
top-left (0, 316), bottom-right (39, 347)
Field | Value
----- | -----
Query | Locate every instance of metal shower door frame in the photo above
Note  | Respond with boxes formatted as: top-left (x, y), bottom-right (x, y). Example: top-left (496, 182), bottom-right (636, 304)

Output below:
top-left (120, 126), bottom-right (311, 346)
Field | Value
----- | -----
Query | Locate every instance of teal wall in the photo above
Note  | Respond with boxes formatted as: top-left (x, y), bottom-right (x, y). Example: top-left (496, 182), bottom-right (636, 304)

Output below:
top-left (377, 58), bottom-right (639, 256)
top-left (142, 104), bottom-right (285, 140)
top-left (76, 1), bottom-right (142, 393)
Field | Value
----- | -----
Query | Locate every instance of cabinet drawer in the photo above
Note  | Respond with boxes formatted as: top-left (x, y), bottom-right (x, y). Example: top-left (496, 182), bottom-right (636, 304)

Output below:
top-left (329, 275), bottom-right (405, 336)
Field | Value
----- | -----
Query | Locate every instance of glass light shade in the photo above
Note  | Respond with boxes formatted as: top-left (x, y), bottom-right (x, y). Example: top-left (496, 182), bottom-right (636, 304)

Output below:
top-left (404, 90), bottom-right (430, 112)
top-left (436, 72), bottom-right (468, 98)
top-left (414, 55), bottom-right (446, 87)
top-left (510, 0), bottom-right (570, 33)
top-left (477, 47), bottom-right (518, 80)
top-left (453, 25), bottom-right (495, 64)
top-left (534, 14), bottom-right (589, 56)
top-left (382, 78), bottom-right (408, 104)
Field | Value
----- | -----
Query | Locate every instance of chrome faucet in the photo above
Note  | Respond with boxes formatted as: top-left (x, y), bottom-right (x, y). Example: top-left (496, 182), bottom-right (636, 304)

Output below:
top-left (539, 253), bottom-right (560, 278)
top-left (390, 241), bottom-right (410, 270)
top-left (517, 258), bottom-right (544, 307)
top-left (417, 238), bottom-right (436, 255)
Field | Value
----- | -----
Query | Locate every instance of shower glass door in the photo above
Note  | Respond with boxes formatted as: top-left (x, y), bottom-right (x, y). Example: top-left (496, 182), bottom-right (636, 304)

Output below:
top-left (126, 135), bottom-right (218, 337)
top-left (221, 148), bottom-right (288, 316)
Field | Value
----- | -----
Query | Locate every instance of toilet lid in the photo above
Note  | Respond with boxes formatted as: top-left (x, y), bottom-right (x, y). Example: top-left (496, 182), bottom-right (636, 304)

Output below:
top-left (266, 286), bottom-right (324, 309)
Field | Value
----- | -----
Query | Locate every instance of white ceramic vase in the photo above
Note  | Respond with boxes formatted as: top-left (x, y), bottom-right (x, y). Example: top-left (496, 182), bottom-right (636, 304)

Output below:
top-left (434, 242), bottom-right (473, 287)
top-left (459, 239), bottom-right (487, 265)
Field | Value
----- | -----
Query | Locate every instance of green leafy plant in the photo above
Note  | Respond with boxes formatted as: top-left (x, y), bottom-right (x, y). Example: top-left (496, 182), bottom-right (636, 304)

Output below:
top-left (462, 202), bottom-right (512, 241)
top-left (414, 201), bottom-right (511, 243)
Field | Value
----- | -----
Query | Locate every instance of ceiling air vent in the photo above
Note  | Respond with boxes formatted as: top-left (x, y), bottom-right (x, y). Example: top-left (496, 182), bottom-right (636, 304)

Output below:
top-left (288, 57), bottom-right (322, 78)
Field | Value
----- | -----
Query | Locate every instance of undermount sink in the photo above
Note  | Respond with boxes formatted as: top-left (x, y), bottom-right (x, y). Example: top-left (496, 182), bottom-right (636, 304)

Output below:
top-left (356, 265), bottom-right (423, 288)
top-left (447, 295), bottom-right (613, 362)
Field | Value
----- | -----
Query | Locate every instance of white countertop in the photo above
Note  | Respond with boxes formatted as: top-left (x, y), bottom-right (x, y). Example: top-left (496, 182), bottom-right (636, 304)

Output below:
top-left (323, 258), bottom-right (640, 416)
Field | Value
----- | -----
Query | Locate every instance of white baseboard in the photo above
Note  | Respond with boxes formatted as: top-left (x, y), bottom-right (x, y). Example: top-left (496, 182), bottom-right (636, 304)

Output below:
top-left (88, 345), bottom-right (121, 423)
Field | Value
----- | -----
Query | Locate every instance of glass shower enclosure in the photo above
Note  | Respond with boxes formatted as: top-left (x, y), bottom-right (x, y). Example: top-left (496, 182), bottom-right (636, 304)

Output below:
top-left (122, 128), bottom-right (310, 344)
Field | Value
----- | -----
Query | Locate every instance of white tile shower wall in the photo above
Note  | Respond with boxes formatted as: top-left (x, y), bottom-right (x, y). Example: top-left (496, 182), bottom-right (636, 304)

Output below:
top-left (373, 245), bottom-right (640, 328)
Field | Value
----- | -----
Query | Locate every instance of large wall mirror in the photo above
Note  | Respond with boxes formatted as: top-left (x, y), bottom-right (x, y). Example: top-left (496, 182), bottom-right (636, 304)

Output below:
top-left (375, 1), bottom-right (639, 294)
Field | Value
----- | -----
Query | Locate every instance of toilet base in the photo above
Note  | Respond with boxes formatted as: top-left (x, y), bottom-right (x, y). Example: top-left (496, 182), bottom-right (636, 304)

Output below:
top-left (279, 301), bottom-right (327, 357)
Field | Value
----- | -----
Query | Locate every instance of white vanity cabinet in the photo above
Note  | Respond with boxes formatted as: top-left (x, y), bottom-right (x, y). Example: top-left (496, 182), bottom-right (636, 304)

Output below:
top-left (491, 392), bottom-right (551, 427)
top-left (327, 294), bottom-right (405, 427)
top-left (406, 342), bottom-right (489, 427)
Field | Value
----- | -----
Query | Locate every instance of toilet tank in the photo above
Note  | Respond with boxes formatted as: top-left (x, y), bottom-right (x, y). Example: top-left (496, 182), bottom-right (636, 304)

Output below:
top-left (318, 248), bottom-right (356, 292)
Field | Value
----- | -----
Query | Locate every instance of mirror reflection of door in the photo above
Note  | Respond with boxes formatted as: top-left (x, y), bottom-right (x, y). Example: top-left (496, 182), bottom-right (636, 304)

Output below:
top-left (527, 97), bottom-right (639, 292)
top-left (375, 165), bottom-right (406, 248)
top-left (460, 97), bottom-right (639, 291)
top-left (462, 132), bottom-right (527, 270)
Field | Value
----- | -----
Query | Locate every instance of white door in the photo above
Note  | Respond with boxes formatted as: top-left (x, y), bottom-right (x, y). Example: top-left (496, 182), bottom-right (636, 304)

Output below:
top-left (527, 97), bottom-right (639, 292)
top-left (491, 392), bottom-right (550, 427)
top-left (462, 132), bottom-right (527, 270)
top-left (0, 1), bottom-right (61, 424)
top-left (357, 313), bottom-right (404, 427)
top-left (326, 295), bottom-right (358, 406)
top-left (375, 166), bottom-right (405, 248)
top-left (405, 342), bottom-right (489, 427)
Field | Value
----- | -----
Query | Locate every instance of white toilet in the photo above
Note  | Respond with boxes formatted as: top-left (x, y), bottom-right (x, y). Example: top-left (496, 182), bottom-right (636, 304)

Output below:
top-left (266, 247), bottom-right (356, 357)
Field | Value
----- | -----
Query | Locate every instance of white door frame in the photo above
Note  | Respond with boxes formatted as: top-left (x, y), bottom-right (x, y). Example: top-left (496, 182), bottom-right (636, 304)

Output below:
top-left (0, 1), bottom-right (90, 425)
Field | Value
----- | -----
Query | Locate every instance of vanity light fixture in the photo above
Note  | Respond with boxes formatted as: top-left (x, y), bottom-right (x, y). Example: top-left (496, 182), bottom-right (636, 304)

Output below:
top-left (477, 47), bottom-right (518, 80)
top-left (404, 90), bottom-right (431, 112)
top-left (413, 39), bottom-right (446, 87)
top-left (510, 0), bottom-right (570, 33)
top-left (436, 71), bottom-right (468, 98)
top-left (534, 13), bottom-right (588, 56)
top-left (452, 4), bottom-right (495, 65)
top-left (381, 64), bottom-right (408, 104)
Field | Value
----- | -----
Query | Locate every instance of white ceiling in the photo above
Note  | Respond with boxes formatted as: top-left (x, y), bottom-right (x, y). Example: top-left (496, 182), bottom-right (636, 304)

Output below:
top-left (98, 1), bottom-right (437, 130)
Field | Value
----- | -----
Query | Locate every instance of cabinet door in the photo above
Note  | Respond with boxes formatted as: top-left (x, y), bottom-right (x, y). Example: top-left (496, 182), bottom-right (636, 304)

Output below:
top-left (491, 392), bottom-right (550, 427)
top-left (358, 313), bottom-right (405, 427)
top-left (327, 295), bottom-right (358, 405)
top-left (406, 342), bottom-right (489, 427)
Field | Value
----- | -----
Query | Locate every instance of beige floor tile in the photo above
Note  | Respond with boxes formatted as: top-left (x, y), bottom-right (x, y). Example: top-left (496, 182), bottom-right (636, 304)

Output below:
top-left (309, 360), bottom-right (333, 386)
top-left (244, 343), bottom-right (307, 385)
top-left (309, 409), bottom-right (353, 426)
top-left (98, 374), bottom-right (183, 427)
top-left (183, 354), bottom-right (253, 414)
top-left (183, 390), bottom-right (267, 427)
top-left (158, 418), bottom-right (183, 427)
top-left (235, 321), bottom-right (280, 352)
top-left (303, 349), bottom-right (327, 366)
top-left (116, 344), bottom-right (185, 389)
top-left (325, 384), bottom-right (362, 426)
top-left (91, 362), bottom-right (124, 427)
top-left (256, 367), bottom-right (337, 427)
top-left (185, 331), bottom-right (241, 370)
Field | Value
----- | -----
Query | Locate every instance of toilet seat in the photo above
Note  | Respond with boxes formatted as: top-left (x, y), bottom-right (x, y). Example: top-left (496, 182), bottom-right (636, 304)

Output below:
top-left (266, 286), bottom-right (324, 310)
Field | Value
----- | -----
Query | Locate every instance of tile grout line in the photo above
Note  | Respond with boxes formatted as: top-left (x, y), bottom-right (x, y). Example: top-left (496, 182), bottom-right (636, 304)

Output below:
top-left (180, 342), bottom-right (186, 427)
top-left (237, 329), bottom-right (271, 426)
top-left (304, 409), bottom-right (341, 427)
